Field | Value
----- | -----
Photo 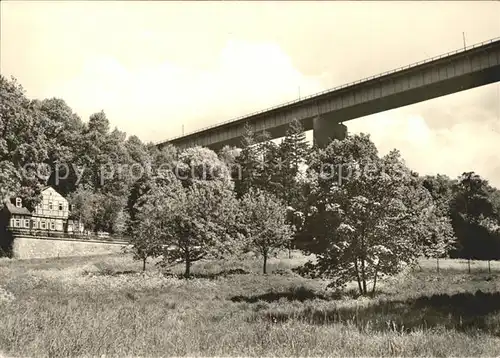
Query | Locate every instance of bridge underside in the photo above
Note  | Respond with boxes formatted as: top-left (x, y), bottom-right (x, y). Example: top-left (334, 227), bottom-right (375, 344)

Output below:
top-left (159, 39), bottom-right (500, 151)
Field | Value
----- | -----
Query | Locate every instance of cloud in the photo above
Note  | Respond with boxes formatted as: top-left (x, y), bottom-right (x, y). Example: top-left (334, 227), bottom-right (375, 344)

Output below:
top-left (2, 1), bottom-right (499, 187)
top-left (46, 39), bottom-right (326, 141)
top-left (348, 86), bottom-right (500, 187)
top-left (13, 37), bottom-right (500, 188)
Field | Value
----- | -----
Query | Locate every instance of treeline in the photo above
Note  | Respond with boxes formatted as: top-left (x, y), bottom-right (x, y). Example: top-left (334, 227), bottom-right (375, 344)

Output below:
top-left (1, 75), bottom-right (166, 234)
top-left (2, 75), bottom-right (500, 293)
top-left (422, 172), bottom-right (500, 268)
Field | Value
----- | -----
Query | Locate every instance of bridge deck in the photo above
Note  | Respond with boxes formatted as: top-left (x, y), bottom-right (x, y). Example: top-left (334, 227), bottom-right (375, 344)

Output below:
top-left (158, 37), bottom-right (500, 151)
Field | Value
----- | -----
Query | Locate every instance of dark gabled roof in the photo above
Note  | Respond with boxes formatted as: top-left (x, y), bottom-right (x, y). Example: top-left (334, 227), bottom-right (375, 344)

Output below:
top-left (4, 202), bottom-right (32, 216)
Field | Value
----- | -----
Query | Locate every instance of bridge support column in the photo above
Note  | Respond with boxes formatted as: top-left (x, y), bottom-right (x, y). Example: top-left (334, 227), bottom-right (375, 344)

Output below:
top-left (313, 116), bottom-right (347, 148)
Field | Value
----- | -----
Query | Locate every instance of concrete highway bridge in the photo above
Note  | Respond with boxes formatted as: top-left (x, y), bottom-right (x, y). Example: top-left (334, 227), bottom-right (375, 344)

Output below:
top-left (157, 37), bottom-right (500, 151)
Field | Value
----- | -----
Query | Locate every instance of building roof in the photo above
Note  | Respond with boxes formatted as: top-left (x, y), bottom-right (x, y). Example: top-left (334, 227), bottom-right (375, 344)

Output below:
top-left (4, 202), bottom-right (32, 216)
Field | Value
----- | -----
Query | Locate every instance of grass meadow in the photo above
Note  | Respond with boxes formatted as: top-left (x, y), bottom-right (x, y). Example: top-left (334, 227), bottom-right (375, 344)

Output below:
top-left (1, 252), bottom-right (500, 357)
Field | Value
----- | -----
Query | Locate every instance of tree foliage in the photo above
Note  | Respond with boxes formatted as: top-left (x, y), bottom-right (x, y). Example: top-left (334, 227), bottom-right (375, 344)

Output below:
top-left (158, 180), bottom-right (240, 277)
top-left (176, 146), bottom-right (232, 188)
top-left (131, 151), bottom-right (241, 277)
top-left (448, 172), bottom-right (500, 262)
top-left (277, 118), bottom-right (310, 205)
top-left (240, 189), bottom-right (293, 274)
top-left (297, 134), bottom-right (453, 295)
top-left (234, 123), bottom-right (261, 198)
top-left (3, 74), bottom-right (500, 287)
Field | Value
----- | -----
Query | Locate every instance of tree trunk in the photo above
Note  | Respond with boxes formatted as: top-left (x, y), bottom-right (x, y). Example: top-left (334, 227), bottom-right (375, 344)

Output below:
top-left (184, 248), bottom-right (191, 278)
top-left (184, 259), bottom-right (191, 278)
top-left (371, 267), bottom-right (379, 297)
top-left (142, 257), bottom-right (146, 271)
top-left (468, 258), bottom-right (471, 274)
top-left (361, 258), bottom-right (367, 295)
top-left (436, 258), bottom-right (439, 274)
top-left (263, 253), bottom-right (268, 274)
top-left (359, 234), bottom-right (368, 295)
top-left (488, 260), bottom-right (491, 273)
top-left (354, 258), bottom-right (363, 295)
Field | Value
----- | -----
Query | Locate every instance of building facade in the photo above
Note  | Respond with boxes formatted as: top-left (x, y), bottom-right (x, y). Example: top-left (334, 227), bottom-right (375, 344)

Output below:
top-left (32, 186), bottom-right (70, 232)
top-left (0, 187), bottom-right (82, 234)
top-left (1, 200), bottom-right (32, 231)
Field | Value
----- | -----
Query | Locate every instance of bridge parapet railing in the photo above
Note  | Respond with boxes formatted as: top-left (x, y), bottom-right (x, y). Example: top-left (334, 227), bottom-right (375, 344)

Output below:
top-left (159, 36), bottom-right (500, 144)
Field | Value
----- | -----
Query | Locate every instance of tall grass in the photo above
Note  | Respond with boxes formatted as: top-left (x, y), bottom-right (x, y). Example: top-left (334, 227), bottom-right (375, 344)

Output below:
top-left (1, 253), bottom-right (499, 357)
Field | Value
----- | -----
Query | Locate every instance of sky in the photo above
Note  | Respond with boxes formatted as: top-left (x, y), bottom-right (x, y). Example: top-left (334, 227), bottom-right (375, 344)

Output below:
top-left (1, 1), bottom-right (500, 187)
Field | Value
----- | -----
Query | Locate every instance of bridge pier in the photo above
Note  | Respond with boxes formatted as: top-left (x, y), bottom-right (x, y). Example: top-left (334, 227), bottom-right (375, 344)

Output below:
top-left (313, 116), bottom-right (348, 148)
top-left (160, 39), bottom-right (500, 150)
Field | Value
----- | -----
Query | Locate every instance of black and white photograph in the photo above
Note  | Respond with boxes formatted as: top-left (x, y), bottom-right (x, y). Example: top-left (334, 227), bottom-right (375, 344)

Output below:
top-left (1, 1), bottom-right (500, 356)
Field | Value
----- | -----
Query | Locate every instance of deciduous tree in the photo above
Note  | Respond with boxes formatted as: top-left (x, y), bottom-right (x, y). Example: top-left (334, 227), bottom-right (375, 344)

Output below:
top-left (176, 146), bottom-right (232, 188)
top-left (449, 172), bottom-right (499, 270)
top-left (240, 188), bottom-right (293, 274)
top-left (156, 180), bottom-right (241, 277)
top-left (298, 134), bottom-right (448, 295)
top-left (234, 123), bottom-right (260, 198)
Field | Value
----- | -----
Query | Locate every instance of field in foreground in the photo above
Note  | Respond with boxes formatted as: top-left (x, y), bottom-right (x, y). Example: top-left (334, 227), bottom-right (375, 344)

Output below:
top-left (1, 253), bottom-right (500, 357)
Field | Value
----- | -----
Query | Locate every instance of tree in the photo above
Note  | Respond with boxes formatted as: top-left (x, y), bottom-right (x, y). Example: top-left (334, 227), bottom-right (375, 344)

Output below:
top-left (276, 119), bottom-right (311, 256)
top-left (422, 174), bottom-right (455, 214)
top-left (77, 111), bottom-right (112, 190)
top-left (420, 214), bottom-right (456, 273)
top-left (126, 143), bottom-right (177, 234)
top-left (480, 221), bottom-right (500, 273)
top-left (129, 170), bottom-right (184, 269)
top-left (176, 146), bottom-right (232, 188)
top-left (67, 187), bottom-right (124, 234)
top-left (239, 189), bottom-right (293, 274)
top-left (485, 187), bottom-right (500, 269)
top-left (0, 75), bottom-right (49, 209)
top-left (449, 172), bottom-right (499, 271)
top-left (277, 118), bottom-right (310, 203)
top-left (490, 189), bottom-right (500, 219)
top-left (421, 174), bottom-right (458, 271)
top-left (130, 203), bottom-right (165, 271)
top-left (298, 134), bottom-right (447, 295)
top-left (149, 143), bottom-right (178, 170)
top-left (126, 174), bottom-right (153, 235)
top-left (35, 98), bottom-right (85, 195)
top-left (451, 172), bottom-right (495, 223)
top-left (125, 135), bottom-right (150, 165)
top-left (99, 128), bottom-right (134, 197)
top-left (218, 145), bottom-right (241, 181)
top-left (132, 147), bottom-right (240, 277)
top-left (154, 179), bottom-right (241, 277)
top-left (254, 131), bottom-right (282, 197)
top-left (95, 193), bottom-right (128, 234)
top-left (234, 123), bottom-right (260, 198)
top-left (0, 161), bottom-right (21, 203)
top-left (67, 186), bottom-right (97, 231)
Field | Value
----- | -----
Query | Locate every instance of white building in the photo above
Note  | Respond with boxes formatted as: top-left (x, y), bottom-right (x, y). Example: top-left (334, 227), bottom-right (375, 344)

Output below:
top-left (1, 186), bottom-right (82, 234)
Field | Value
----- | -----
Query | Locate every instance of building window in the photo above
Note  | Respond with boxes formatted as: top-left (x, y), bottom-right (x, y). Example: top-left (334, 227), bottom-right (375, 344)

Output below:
top-left (16, 198), bottom-right (22, 208)
top-left (50, 222), bottom-right (55, 230)
top-left (59, 203), bottom-right (63, 211)
top-left (32, 221), bottom-right (38, 229)
top-left (14, 219), bottom-right (20, 228)
top-left (41, 222), bottom-right (47, 230)
top-left (24, 219), bottom-right (30, 228)
top-left (49, 202), bottom-right (53, 210)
